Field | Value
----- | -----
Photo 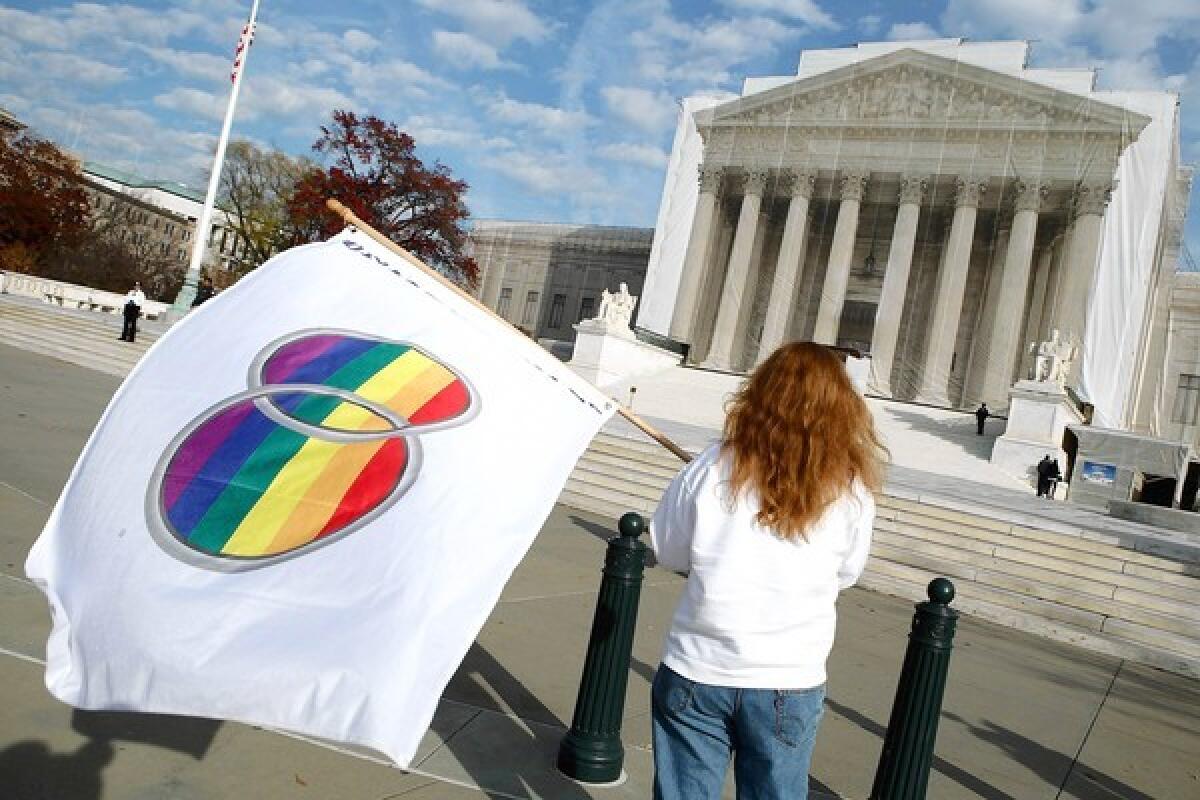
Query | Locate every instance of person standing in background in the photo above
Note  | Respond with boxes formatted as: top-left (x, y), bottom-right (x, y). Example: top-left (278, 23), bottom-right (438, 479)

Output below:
top-left (119, 282), bottom-right (145, 342)
top-left (975, 403), bottom-right (989, 435)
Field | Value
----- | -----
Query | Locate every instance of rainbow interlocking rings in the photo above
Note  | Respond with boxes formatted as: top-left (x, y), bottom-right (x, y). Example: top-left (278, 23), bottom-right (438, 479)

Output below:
top-left (146, 329), bottom-right (479, 571)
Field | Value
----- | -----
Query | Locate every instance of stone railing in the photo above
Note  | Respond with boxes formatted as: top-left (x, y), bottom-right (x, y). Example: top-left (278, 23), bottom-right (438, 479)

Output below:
top-left (0, 272), bottom-right (170, 320)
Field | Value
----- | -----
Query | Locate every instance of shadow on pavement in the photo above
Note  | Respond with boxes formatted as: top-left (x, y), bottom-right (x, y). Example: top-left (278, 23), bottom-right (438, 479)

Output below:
top-left (943, 711), bottom-right (1155, 800)
top-left (440, 643), bottom-right (594, 799)
top-left (826, 698), bottom-right (1013, 799)
top-left (0, 709), bottom-right (220, 800)
top-left (884, 407), bottom-right (1002, 463)
top-left (0, 738), bottom-right (114, 800)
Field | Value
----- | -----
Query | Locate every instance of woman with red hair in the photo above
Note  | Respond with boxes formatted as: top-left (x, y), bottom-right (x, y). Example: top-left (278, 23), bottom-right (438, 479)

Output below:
top-left (650, 342), bottom-right (885, 799)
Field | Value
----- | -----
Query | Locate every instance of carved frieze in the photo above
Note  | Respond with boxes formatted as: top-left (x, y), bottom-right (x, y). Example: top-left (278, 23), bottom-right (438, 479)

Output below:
top-left (710, 64), bottom-right (1105, 130)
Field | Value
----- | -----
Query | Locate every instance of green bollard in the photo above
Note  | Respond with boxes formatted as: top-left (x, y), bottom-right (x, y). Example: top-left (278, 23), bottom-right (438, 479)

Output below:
top-left (557, 512), bottom-right (648, 784)
top-left (870, 578), bottom-right (959, 800)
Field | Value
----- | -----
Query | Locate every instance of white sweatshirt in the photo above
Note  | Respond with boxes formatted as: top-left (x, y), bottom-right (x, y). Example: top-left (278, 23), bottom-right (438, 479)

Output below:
top-left (650, 443), bottom-right (875, 690)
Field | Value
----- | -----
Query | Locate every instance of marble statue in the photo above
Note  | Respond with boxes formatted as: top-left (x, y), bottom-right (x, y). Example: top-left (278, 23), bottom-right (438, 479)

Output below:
top-left (1030, 329), bottom-right (1078, 388)
top-left (594, 283), bottom-right (638, 333)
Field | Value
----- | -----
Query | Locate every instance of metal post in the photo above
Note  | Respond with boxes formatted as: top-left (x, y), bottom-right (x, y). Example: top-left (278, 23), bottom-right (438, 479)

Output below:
top-left (870, 578), bottom-right (959, 800)
top-left (557, 512), bottom-right (647, 784)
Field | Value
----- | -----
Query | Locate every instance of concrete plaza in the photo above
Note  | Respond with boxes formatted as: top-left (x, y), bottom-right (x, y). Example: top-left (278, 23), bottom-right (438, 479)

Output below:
top-left (1, 343), bottom-right (1198, 799)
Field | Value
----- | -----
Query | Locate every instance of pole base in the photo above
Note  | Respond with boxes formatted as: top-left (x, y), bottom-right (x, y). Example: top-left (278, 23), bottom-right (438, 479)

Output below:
top-left (556, 731), bottom-right (624, 784)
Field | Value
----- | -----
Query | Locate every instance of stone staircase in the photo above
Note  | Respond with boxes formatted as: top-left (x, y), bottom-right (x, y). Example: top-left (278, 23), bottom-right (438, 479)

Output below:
top-left (0, 296), bottom-right (160, 377)
top-left (564, 429), bottom-right (1200, 679)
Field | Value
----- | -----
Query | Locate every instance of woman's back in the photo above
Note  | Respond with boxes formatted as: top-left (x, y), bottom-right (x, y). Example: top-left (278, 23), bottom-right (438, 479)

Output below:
top-left (648, 342), bottom-right (885, 800)
top-left (652, 443), bottom-right (874, 690)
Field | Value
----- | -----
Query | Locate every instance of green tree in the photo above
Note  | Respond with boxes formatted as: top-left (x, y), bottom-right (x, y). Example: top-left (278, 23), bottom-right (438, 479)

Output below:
top-left (219, 139), bottom-right (315, 272)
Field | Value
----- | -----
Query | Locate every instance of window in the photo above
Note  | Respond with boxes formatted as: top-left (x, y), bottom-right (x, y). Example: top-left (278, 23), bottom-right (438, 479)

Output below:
top-left (522, 291), bottom-right (539, 326)
top-left (497, 287), bottom-right (512, 318)
top-left (548, 294), bottom-right (566, 328)
top-left (578, 296), bottom-right (595, 322)
top-left (1173, 374), bottom-right (1200, 425)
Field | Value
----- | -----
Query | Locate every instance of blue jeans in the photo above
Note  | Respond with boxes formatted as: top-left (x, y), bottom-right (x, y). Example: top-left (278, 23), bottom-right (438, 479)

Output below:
top-left (651, 664), bottom-right (825, 800)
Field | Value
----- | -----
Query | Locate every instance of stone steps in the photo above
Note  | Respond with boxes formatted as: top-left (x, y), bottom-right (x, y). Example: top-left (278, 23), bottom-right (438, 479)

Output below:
top-left (561, 428), bottom-right (1200, 678)
top-left (0, 302), bottom-right (158, 376)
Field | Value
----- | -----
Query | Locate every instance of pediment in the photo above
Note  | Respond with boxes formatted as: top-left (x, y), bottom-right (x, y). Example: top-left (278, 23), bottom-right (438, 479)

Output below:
top-left (696, 49), bottom-right (1149, 135)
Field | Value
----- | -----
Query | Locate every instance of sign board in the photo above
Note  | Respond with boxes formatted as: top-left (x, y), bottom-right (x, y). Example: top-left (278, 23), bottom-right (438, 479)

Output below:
top-left (1080, 461), bottom-right (1117, 485)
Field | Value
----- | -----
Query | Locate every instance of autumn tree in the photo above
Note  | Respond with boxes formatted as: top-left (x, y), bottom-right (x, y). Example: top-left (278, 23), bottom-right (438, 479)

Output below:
top-left (0, 132), bottom-right (90, 272)
top-left (220, 139), bottom-right (315, 271)
top-left (287, 110), bottom-right (479, 287)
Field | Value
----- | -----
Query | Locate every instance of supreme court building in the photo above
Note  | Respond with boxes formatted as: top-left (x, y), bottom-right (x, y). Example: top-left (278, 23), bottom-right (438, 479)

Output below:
top-left (636, 40), bottom-right (1194, 434)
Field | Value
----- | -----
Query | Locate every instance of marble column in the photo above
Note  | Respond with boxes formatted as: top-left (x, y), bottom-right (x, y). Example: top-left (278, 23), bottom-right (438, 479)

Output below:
top-left (1050, 182), bottom-right (1113, 381)
top-left (669, 165), bottom-right (723, 343)
top-left (813, 170), bottom-right (869, 345)
top-left (704, 169), bottom-right (769, 371)
top-left (868, 174), bottom-right (927, 396)
top-left (917, 177), bottom-right (986, 405)
top-left (478, 241), bottom-right (505, 309)
top-left (981, 181), bottom-right (1047, 408)
top-left (1021, 232), bottom-right (1059, 375)
top-left (757, 169), bottom-right (817, 362)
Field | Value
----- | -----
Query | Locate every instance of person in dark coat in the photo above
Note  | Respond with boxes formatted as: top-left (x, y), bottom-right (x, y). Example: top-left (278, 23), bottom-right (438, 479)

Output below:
top-left (192, 276), bottom-right (214, 307)
top-left (1036, 455), bottom-right (1063, 498)
top-left (974, 403), bottom-right (989, 435)
top-left (119, 282), bottom-right (145, 342)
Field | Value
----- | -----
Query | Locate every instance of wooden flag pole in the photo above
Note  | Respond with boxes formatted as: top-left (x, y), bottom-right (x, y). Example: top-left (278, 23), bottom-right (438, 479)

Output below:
top-left (325, 198), bottom-right (694, 464)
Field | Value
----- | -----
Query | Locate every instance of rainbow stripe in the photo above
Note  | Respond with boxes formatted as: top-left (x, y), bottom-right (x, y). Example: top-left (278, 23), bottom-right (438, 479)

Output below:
top-left (261, 336), bottom-right (470, 429)
top-left (160, 334), bottom-right (472, 560)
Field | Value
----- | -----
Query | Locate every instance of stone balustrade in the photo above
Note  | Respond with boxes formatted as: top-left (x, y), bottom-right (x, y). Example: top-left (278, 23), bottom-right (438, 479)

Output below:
top-left (0, 272), bottom-right (169, 320)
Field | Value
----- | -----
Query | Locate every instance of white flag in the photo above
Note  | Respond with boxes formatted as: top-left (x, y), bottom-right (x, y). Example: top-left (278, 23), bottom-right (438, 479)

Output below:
top-left (25, 228), bottom-right (615, 766)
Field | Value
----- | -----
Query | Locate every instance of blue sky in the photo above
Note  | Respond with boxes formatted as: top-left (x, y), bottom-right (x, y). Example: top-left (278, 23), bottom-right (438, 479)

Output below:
top-left (1, 0), bottom-right (1199, 257)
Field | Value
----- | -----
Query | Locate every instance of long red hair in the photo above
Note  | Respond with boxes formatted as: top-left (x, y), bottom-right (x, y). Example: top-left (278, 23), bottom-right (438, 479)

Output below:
top-left (721, 342), bottom-right (885, 540)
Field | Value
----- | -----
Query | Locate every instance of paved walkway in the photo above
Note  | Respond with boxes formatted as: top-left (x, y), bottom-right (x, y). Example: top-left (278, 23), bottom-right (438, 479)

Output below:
top-left (2, 344), bottom-right (1199, 798)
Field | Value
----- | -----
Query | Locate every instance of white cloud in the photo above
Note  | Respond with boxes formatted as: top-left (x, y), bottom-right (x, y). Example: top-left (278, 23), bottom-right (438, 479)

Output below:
top-left (477, 90), bottom-right (593, 133)
top-left (859, 14), bottom-right (883, 35)
top-left (154, 87), bottom-right (227, 121)
top-left (342, 29), bottom-right (380, 53)
top-left (600, 86), bottom-right (678, 133)
top-left (887, 22), bottom-right (941, 41)
top-left (432, 30), bottom-right (517, 70)
top-left (142, 46), bottom-right (230, 83)
top-left (719, 0), bottom-right (839, 29)
top-left (415, 0), bottom-right (551, 47)
top-left (487, 148), bottom-right (609, 198)
top-left (628, 12), bottom-right (804, 87)
top-left (596, 141), bottom-right (669, 168)
top-left (34, 51), bottom-right (128, 86)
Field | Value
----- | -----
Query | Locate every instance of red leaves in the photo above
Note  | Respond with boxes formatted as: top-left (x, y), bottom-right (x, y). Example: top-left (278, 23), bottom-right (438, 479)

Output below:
top-left (286, 110), bottom-right (479, 289)
top-left (0, 133), bottom-right (90, 271)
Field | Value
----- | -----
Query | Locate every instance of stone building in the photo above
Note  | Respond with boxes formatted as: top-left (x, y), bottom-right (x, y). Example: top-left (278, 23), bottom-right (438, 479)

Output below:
top-left (82, 163), bottom-right (246, 276)
top-left (637, 39), bottom-right (1193, 435)
top-left (471, 220), bottom-right (653, 346)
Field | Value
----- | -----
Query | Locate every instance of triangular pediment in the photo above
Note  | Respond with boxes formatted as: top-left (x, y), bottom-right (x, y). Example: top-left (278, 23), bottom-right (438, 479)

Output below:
top-left (695, 49), bottom-right (1149, 134)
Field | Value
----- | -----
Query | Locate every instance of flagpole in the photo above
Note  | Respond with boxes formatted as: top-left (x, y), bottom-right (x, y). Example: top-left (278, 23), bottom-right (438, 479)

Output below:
top-left (171, 0), bottom-right (261, 316)
top-left (325, 198), bottom-right (694, 463)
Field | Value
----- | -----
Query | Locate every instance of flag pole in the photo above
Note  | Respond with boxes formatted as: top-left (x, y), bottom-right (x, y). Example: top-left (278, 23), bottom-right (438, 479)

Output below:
top-left (325, 198), bottom-right (694, 464)
top-left (171, 0), bottom-right (262, 317)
